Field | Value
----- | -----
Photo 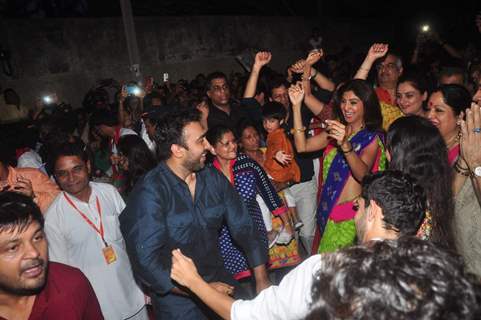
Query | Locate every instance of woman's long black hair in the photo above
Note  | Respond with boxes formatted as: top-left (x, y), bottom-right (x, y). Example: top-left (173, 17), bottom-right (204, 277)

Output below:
top-left (117, 135), bottom-right (157, 192)
top-left (386, 115), bottom-right (456, 250)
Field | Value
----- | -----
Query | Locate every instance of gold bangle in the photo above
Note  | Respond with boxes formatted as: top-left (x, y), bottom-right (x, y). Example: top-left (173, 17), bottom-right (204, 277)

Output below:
top-left (290, 127), bottom-right (306, 134)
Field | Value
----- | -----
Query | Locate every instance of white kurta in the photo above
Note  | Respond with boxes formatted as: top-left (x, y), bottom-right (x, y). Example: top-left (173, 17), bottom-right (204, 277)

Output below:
top-left (45, 182), bottom-right (146, 320)
top-left (231, 254), bottom-right (321, 320)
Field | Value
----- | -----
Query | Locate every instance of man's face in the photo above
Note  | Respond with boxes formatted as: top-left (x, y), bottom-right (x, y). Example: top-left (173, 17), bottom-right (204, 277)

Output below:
top-left (151, 98), bottom-right (162, 107)
top-left (439, 74), bottom-right (464, 86)
top-left (270, 85), bottom-right (290, 109)
top-left (180, 122), bottom-right (211, 172)
top-left (354, 197), bottom-right (369, 244)
top-left (0, 221), bottom-right (48, 295)
top-left (54, 156), bottom-right (91, 198)
top-left (207, 78), bottom-right (231, 107)
top-left (377, 54), bottom-right (402, 86)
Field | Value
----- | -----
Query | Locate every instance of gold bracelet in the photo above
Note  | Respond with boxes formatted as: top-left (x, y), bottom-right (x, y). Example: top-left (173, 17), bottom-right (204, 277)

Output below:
top-left (290, 127), bottom-right (306, 134)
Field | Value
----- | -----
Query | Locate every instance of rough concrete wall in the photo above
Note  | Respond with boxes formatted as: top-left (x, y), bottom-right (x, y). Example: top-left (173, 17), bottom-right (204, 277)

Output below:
top-left (0, 16), bottom-right (314, 108)
top-left (0, 16), bottom-right (393, 108)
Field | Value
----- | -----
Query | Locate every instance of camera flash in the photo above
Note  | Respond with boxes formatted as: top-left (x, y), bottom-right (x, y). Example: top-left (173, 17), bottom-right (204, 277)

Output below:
top-left (132, 87), bottom-right (141, 96)
top-left (421, 25), bottom-right (430, 32)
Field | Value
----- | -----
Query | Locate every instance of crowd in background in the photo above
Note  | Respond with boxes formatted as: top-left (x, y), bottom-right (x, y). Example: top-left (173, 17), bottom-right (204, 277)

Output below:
top-left (1, 14), bottom-right (481, 320)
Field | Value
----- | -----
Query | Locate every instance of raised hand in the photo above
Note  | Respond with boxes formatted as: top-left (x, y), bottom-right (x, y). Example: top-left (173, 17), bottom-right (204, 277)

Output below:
top-left (13, 176), bottom-right (34, 198)
top-left (254, 51), bottom-right (272, 69)
top-left (460, 103), bottom-right (481, 170)
top-left (325, 120), bottom-right (352, 147)
top-left (290, 59), bottom-right (306, 74)
top-left (288, 83), bottom-right (305, 106)
top-left (366, 43), bottom-right (389, 61)
top-left (306, 49), bottom-right (323, 66)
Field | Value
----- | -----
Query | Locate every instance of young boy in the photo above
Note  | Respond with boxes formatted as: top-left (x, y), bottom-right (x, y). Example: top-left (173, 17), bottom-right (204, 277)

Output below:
top-left (262, 102), bottom-right (303, 244)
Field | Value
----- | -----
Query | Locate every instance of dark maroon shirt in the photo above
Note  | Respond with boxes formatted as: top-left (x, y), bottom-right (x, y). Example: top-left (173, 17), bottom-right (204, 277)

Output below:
top-left (27, 262), bottom-right (103, 320)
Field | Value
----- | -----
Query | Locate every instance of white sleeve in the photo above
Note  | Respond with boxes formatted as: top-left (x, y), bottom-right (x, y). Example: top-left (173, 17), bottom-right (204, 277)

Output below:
top-left (231, 255), bottom-right (321, 320)
top-left (119, 127), bottom-right (138, 137)
top-left (109, 184), bottom-right (126, 214)
top-left (256, 194), bottom-right (272, 231)
top-left (45, 207), bottom-right (69, 264)
top-left (17, 152), bottom-right (43, 170)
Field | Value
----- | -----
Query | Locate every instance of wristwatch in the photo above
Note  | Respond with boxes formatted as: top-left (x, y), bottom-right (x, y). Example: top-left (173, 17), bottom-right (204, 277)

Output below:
top-left (473, 166), bottom-right (481, 177)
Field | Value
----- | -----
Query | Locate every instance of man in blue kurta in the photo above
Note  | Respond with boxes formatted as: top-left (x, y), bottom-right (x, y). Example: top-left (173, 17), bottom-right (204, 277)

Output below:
top-left (120, 108), bottom-right (270, 319)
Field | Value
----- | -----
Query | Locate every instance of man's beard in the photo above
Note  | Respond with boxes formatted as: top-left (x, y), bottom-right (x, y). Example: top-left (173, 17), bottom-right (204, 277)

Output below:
top-left (0, 259), bottom-right (47, 296)
top-left (183, 155), bottom-right (205, 172)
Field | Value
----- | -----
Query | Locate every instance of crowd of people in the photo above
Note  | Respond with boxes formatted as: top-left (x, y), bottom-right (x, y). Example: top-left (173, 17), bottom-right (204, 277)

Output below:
top-left (1, 17), bottom-right (481, 320)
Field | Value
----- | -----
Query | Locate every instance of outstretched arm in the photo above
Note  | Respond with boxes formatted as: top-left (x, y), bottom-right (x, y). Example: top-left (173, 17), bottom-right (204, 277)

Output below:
top-left (300, 50), bottom-right (327, 115)
top-left (171, 249), bottom-right (234, 320)
top-left (243, 51), bottom-right (272, 98)
top-left (354, 43), bottom-right (388, 80)
top-left (289, 83), bottom-right (329, 153)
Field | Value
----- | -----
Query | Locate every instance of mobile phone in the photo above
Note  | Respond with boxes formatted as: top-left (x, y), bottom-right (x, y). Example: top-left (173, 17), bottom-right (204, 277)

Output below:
top-left (126, 84), bottom-right (141, 96)
top-left (163, 73), bottom-right (169, 82)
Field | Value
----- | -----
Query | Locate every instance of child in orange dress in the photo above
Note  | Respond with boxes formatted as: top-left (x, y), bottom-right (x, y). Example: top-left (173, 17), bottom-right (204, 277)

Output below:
top-left (262, 102), bottom-right (303, 244)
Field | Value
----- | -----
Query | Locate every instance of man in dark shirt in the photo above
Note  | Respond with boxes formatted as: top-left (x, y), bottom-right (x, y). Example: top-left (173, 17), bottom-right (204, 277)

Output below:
top-left (120, 108), bottom-right (270, 319)
top-left (206, 71), bottom-right (246, 129)
top-left (0, 191), bottom-right (103, 320)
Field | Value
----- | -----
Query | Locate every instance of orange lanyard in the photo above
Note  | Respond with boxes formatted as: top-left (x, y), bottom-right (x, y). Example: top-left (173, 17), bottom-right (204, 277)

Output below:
top-left (63, 192), bottom-right (108, 247)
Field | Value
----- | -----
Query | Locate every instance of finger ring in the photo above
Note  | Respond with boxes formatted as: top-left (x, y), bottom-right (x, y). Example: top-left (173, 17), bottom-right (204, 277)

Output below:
top-left (474, 128), bottom-right (481, 133)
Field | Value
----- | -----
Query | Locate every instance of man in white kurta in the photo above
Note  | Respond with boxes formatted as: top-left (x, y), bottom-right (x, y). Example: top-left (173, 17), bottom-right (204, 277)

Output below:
top-left (45, 145), bottom-right (147, 320)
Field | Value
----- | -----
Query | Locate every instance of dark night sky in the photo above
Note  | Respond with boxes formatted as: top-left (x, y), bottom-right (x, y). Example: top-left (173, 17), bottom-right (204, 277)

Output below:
top-left (1, 0), bottom-right (480, 48)
top-left (2, 0), bottom-right (480, 18)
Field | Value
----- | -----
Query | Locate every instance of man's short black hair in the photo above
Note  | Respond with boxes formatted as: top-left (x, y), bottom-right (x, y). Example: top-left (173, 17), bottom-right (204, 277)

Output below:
top-left (50, 142), bottom-right (89, 173)
top-left (307, 237), bottom-right (481, 320)
top-left (261, 101), bottom-right (287, 121)
top-left (268, 76), bottom-right (289, 97)
top-left (153, 108), bottom-right (201, 161)
top-left (0, 192), bottom-right (44, 234)
top-left (205, 71), bottom-right (228, 91)
top-left (361, 170), bottom-right (426, 235)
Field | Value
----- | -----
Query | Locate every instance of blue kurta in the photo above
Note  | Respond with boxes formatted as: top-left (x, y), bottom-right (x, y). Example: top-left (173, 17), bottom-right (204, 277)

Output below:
top-left (120, 161), bottom-right (268, 319)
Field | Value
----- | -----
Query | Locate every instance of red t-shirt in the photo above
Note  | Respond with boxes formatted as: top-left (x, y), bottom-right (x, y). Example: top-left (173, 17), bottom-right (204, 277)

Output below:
top-left (27, 262), bottom-right (103, 320)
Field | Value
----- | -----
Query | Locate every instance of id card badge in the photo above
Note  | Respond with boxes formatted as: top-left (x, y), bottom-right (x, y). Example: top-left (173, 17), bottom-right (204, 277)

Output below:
top-left (102, 245), bottom-right (117, 265)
